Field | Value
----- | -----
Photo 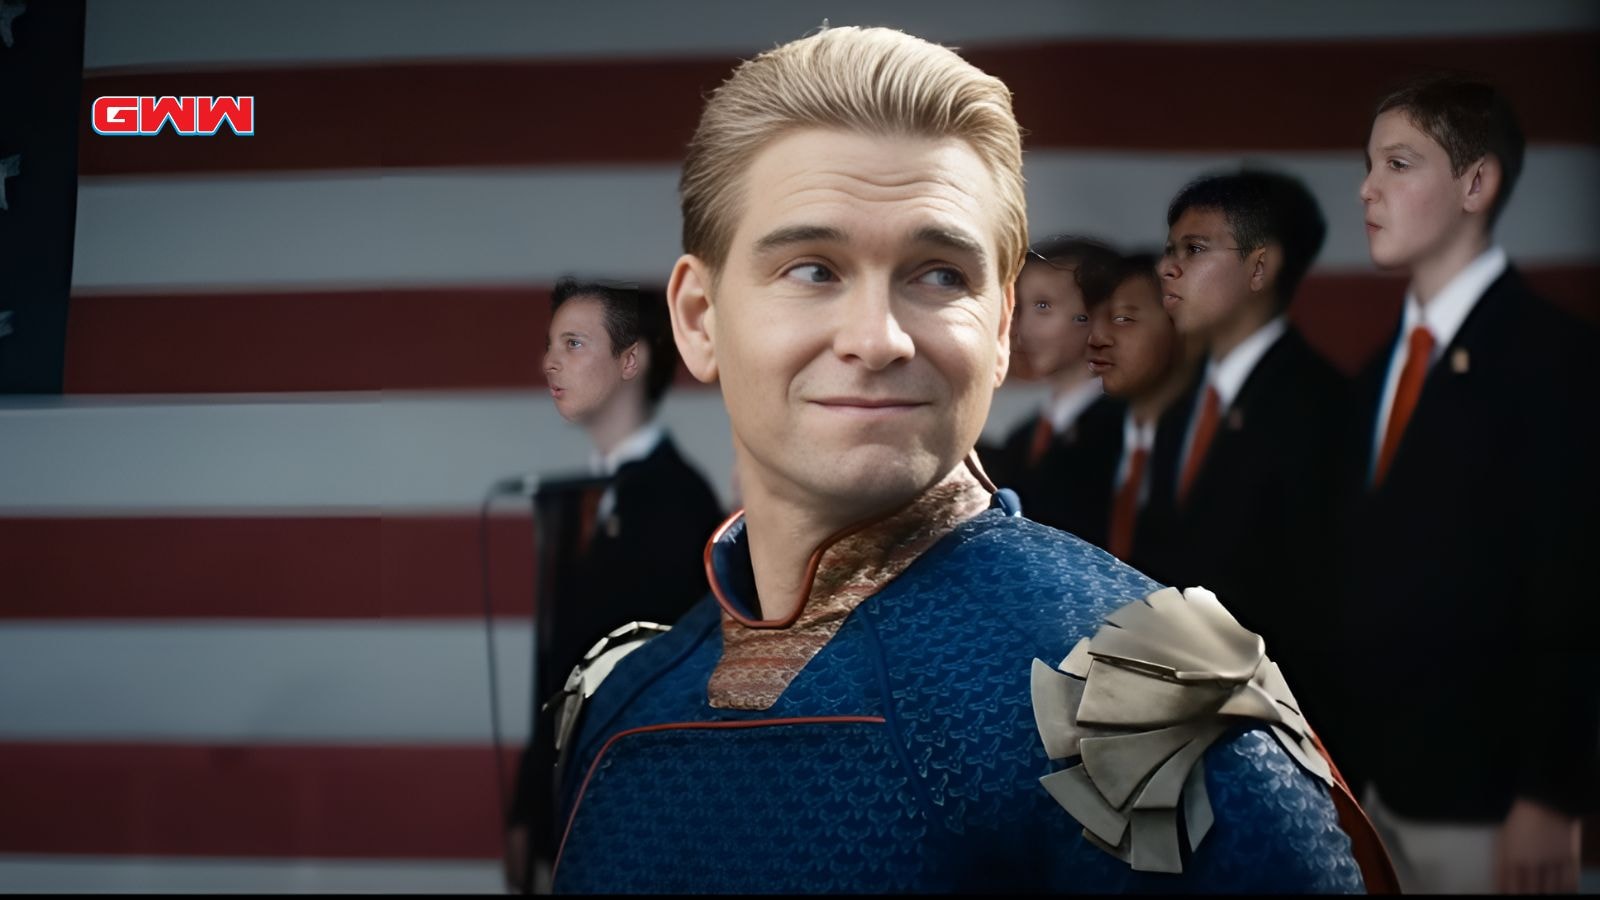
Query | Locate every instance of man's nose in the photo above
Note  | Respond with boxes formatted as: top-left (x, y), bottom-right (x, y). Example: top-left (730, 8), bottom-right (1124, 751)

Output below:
top-left (833, 281), bottom-right (915, 370)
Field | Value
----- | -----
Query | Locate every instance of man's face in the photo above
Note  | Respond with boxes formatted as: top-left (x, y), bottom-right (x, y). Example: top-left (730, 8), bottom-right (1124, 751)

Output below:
top-left (1087, 276), bottom-right (1177, 399)
top-left (1360, 109), bottom-right (1474, 271)
top-left (543, 296), bottom-right (626, 424)
top-left (1013, 261), bottom-right (1090, 378)
top-left (1158, 207), bottom-right (1253, 339)
top-left (694, 129), bottom-right (1012, 514)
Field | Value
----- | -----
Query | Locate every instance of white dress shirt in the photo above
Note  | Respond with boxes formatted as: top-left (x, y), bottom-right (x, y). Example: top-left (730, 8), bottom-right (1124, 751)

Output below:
top-left (1043, 377), bottom-right (1106, 434)
top-left (1116, 409), bottom-right (1159, 508)
top-left (589, 421), bottom-right (665, 524)
top-left (1178, 315), bottom-right (1289, 481)
top-left (1369, 246), bottom-right (1507, 474)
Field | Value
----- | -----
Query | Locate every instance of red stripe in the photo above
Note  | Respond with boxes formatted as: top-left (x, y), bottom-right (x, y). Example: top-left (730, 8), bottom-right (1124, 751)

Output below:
top-left (78, 34), bottom-right (1600, 176)
top-left (63, 268), bottom-right (1599, 394)
top-left (0, 742), bottom-right (517, 858)
top-left (64, 286), bottom-right (701, 393)
top-left (1, 514), bottom-right (539, 619)
top-left (1289, 265), bottom-right (1600, 376)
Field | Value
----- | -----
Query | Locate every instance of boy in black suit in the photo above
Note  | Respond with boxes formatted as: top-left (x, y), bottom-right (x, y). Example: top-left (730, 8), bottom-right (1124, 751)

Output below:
top-left (1083, 253), bottom-right (1199, 566)
top-left (1336, 75), bottom-right (1597, 894)
top-left (985, 236), bottom-right (1123, 540)
top-left (506, 278), bottom-right (725, 890)
top-left (1143, 169), bottom-right (1347, 725)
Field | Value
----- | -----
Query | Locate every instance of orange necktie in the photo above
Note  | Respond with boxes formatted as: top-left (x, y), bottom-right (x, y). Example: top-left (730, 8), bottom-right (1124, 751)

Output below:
top-left (575, 485), bottom-right (604, 556)
top-left (1178, 386), bottom-right (1221, 505)
top-left (1027, 416), bottom-right (1054, 468)
top-left (1107, 445), bottom-right (1149, 560)
top-left (1374, 325), bottom-right (1436, 488)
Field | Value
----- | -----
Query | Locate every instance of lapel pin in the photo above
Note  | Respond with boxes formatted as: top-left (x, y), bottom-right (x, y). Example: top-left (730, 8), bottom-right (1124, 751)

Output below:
top-left (605, 516), bottom-right (621, 539)
top-left (1227, 408), bottom-right (1244, 431)
top-left (1451, 348), bottom-right (1470, 374)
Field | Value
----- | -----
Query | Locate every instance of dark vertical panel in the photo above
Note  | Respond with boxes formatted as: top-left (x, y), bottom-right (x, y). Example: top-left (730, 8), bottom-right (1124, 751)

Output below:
top-left (0, 0), bottom-right (84, 394)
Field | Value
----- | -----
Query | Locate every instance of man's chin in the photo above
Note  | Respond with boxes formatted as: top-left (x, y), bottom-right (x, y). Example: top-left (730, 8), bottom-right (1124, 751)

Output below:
top-left (801, 450), bottom-right (949, 511)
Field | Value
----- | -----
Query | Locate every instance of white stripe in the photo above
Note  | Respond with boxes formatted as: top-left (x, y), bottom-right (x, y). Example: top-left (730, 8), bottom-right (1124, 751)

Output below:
top-left (0, 621), bottom-right (533, 743)
top-left (72, 148), bottom-right (1600, 291)
top-left (0, 855), bottom-right (502, 893)
top-left (0, 386), bottom-right (1048, 513)
top-left (83, 0), bottom-right (1600, 69)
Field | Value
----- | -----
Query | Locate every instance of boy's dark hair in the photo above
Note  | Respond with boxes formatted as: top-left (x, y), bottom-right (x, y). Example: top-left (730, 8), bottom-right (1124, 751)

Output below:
top-left (1374, 73), bottom-right (1525, 227)
top-left (1117, 252), bottom-right (1162, 291)
top-left (551, 277), bottom-right (677, 408)
top-left (1166, 169), bottom-right (1327, 309)
top-left (1027, 234), bottom-right (1124, 308)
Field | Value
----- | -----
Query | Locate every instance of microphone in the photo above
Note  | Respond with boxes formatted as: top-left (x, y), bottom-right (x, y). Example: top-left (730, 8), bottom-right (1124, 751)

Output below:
top-left (490, 472), bottom-right (540, 497)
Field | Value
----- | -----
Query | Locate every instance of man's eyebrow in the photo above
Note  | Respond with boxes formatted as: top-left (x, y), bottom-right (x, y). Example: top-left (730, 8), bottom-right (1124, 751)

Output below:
top-left (753, 225), bottom-right (847, 253)
top-left (1177, 233), bottom-right (1215, 243)
top-left (558, 330), bottom-right (588, 339)
top-left (752, 223), bottom-right (991, 272)
top-left (912, 225), bottom-right (988, 262)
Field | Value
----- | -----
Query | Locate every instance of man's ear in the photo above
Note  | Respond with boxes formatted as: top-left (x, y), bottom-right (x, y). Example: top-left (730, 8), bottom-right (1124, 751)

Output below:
top-left (667, 254), bottom-right (719, 384)
top-left (993, 278), bottom-right (1015, 388)
top-left (618, 341), bottom-right (645, 382)
top-left (1462, 155), bottom-right (1503, 217)
top-left (1248, 245), bottom-right (1282, 296)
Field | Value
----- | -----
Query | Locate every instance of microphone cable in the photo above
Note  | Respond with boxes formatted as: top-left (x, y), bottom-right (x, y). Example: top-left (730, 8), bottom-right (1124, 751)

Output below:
top-left (478, 488), bottom-right (511, 841)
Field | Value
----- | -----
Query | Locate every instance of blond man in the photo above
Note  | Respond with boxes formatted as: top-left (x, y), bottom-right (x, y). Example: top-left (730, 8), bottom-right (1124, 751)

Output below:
top-left (542, 27), bottom-right (1391, 893)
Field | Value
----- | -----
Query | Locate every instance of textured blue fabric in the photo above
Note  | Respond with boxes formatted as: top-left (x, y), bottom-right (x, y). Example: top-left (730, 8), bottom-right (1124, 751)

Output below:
top-left (552, 510), bottom-right (1366, 893)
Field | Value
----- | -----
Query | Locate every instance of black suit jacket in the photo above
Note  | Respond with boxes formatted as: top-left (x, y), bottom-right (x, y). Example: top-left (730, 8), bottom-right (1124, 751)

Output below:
top-left (509, 433), bottom-right (725, 849)
top-left (541, 435), bottom-right (725, 688)
top-left (986, 395), bottom-right (1124, 546)
top-left (1330, 267), bottom-right (1599, 821)
top-left (1136, 326), bottom-right (1350, 726)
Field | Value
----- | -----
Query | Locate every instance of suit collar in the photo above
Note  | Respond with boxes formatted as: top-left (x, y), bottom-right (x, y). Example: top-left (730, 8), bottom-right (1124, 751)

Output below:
top-left (1365, 259), bottom-right (1523, 388)
top-left (1207, 315), bottom-right (1289, 411)
top-left (1122, 407), bottom-right (1158, 453)
top-left (1401, 245), bottom-right (1507, 362)
top-left (1042, 377), bottom-right (1106, 433)
top-left (590, 421), bottom-right (665, 477)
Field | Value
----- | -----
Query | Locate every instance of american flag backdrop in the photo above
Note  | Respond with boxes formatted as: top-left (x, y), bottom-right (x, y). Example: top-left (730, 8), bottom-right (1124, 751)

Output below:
top-left (2, 0), bottom-right (1597, 892)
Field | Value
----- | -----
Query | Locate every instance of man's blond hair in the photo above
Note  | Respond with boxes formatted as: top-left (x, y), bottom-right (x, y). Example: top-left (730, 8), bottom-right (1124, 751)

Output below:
top-left (681, 26), bottom-right (1028, 286)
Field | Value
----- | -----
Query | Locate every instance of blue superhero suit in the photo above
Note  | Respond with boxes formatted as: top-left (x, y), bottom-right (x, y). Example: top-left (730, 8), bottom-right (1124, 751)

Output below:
top-left (550, 476), bottom-right (1385, 893)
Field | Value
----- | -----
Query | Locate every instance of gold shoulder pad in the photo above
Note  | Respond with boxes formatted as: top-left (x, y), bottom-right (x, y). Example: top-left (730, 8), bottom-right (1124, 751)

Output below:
top-left (1030, 586), bottom-right (1331, 874)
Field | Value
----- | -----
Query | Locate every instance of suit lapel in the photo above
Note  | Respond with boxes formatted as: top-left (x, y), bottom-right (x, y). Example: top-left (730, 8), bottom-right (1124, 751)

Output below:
top-left (1366, 267), bottom-right (1521, 491)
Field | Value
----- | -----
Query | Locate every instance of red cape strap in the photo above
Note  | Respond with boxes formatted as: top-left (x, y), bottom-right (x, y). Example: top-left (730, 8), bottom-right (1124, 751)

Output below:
top-left (1310, 729), bottom-right (1403, 894)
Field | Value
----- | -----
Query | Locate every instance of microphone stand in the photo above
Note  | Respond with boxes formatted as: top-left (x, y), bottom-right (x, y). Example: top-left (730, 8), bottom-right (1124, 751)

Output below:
top-left (480, 472), bottom-right (610, 894)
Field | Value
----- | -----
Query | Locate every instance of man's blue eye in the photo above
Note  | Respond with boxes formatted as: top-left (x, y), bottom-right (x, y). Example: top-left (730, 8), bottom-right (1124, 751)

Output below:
top-left (786, 263), bottom-right (834, 283)
top-left (920, 267), bottom-right (966, 288)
